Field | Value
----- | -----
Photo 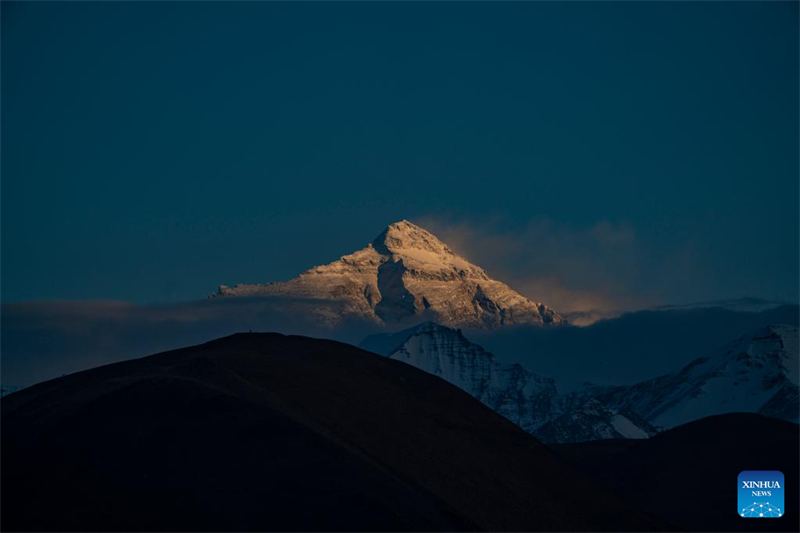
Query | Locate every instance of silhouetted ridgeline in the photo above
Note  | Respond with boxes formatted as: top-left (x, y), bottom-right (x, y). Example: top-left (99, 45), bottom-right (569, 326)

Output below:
top-left (553, 414), bottom-right (799, 532)
top-left (2, 333), bottom-right (666, 532)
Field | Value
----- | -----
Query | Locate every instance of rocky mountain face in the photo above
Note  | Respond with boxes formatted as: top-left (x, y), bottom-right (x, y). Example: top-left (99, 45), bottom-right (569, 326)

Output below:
top-left (535, 401), bottom-right (658, 443)
top-left (212, 220), bottom-right (562, 329)
top-left (363, 322), bottom-right (799, 443)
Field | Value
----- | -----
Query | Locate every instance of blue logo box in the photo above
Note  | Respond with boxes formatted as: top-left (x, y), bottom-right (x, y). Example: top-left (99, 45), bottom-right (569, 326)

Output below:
top-left (739, 471), bottom-right (784, 518)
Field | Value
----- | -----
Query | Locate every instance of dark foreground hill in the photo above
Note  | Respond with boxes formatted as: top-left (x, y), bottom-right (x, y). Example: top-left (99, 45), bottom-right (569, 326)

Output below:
top-left (552, 414), bottom-right (800, 532)
top-left (2, 333), bottom-right (663, 532)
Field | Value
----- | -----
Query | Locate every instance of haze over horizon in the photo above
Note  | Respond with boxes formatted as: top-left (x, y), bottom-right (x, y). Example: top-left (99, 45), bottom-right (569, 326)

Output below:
top-left (2, 1), bottom-right (798, 314)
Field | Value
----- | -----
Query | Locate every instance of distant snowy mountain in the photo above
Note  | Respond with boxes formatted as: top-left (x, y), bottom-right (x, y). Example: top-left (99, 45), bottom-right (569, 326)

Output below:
top-left (652, 297), bottom-right (790, 314)
top-left (366, 322), bottom-right (654, 442)
top-left (362, 323), bottom-right (799, 443)
top-left (596, 324), bottom-right (799, 428)
top-left (563, 297), bottom-right (791, 327)
top-left (212, 220), bottom-right (562, 329)
top-left (385, 322), bottom-right (558, 433)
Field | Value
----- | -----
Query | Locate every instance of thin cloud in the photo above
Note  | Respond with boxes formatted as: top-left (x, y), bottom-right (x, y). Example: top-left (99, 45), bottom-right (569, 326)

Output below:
top-left (0, 297), bottom-right (381, 388)
top-left (414, 214), bottom-right (657, 321)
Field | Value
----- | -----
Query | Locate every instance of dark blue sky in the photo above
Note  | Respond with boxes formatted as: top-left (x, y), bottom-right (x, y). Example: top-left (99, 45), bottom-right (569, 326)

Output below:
top-left (2, 1), bottom-right (797, 309)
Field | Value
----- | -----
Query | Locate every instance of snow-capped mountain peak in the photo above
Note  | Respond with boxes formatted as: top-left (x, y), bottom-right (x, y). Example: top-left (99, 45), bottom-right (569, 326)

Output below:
top-left (374, 220), bottom-right (460, 256)
top-left (213, 221), bottom-right (563, 329)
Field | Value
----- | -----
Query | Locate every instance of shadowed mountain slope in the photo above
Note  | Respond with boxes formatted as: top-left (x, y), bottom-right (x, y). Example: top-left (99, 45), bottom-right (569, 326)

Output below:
top-left (2, 333), bottom-right (663, 532)
top-left (552, 414), bottom-right (800, 532)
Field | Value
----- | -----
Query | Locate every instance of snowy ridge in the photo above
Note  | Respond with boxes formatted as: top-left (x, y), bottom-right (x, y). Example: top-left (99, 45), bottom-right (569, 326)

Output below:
top-left (381, 322), bottom-right (654, 442)
top-left (615, 324), bottom-right (799, 428)
top-left (212, 220), bottom-right (562, 329)
top-left (371, 322), bottom-right (799, 443)
top-left (388, 322), bottom-right (558, 432)
top-left (537, 324), bottom-right (798, 440)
